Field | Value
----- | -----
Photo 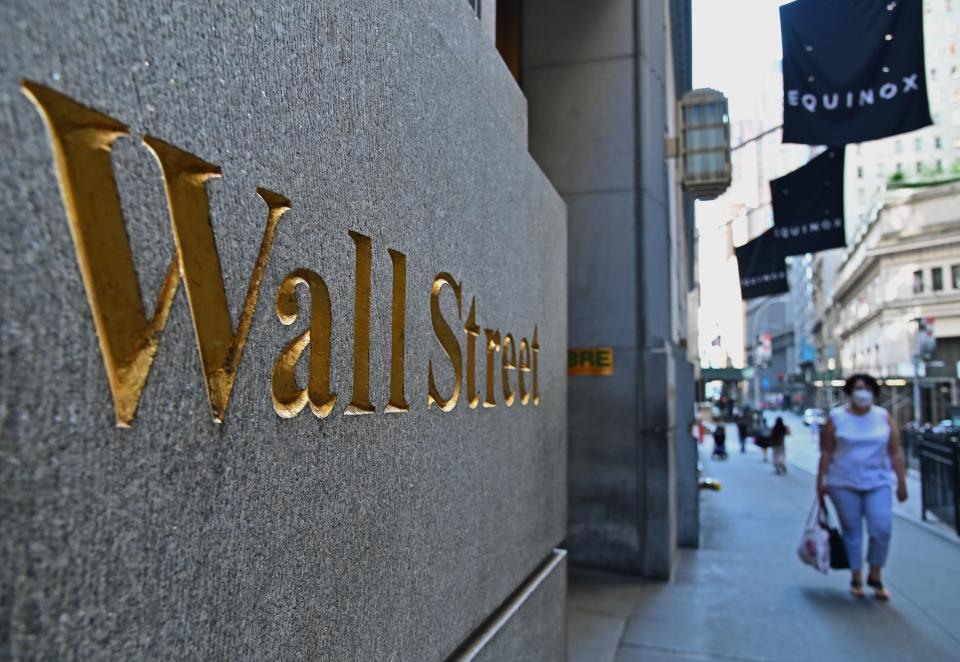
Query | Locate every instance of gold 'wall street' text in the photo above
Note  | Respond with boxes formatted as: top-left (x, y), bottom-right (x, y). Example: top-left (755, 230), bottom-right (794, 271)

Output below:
top-left (22, 80), bottom-right (542, 428)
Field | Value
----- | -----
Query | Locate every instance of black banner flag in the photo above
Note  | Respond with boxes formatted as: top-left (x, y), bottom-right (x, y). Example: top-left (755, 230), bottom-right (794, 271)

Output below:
top-left (770, 148), bottom-right (846, 256)
top-left (780, 0), bottom-right (932, 145)
top-left (735, 229), bottom-right (789, 300)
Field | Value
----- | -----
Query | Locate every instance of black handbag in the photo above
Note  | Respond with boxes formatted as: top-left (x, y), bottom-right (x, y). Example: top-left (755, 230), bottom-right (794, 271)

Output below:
top-left (820, 498), bottom-right (850, 570)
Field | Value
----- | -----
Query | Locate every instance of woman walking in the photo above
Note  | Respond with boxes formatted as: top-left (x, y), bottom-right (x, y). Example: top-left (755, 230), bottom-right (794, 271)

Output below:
top-left (816, 374), bottom-right (908, 601)
top-left (770, 417), bottom-right (790, 474)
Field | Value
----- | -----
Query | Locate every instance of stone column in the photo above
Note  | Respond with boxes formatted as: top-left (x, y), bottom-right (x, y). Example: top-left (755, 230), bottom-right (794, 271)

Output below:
top-left (525, 0), bottom-right (694, 578)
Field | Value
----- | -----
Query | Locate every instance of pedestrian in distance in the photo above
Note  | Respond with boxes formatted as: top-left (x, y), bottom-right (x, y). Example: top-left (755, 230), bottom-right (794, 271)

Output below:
top-left (712, 424), bottom-right (728, 461)
top-left (816, 374), bottom-right (908, 601)
top-left (755, 414), bottom-right (772, 462)
top-left (737, 408), bottom-right (750, 453)
top-left (770, 417), bottom-right (790, 475)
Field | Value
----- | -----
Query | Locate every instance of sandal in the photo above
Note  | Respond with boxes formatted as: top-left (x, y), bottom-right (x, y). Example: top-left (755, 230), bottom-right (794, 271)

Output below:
top-left (867, 578), bottom-right (890, 602)
top-left (850, 578), bottom-right (865, 599)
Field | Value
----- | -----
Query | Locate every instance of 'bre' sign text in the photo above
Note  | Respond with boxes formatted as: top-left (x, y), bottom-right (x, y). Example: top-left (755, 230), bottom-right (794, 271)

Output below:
top-left (22, 81), bottom-right (541, 428)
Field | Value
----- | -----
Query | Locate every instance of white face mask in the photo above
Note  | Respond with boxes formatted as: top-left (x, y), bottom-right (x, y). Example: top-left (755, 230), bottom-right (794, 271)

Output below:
top-left (851, 388), bottom-right (874, 408)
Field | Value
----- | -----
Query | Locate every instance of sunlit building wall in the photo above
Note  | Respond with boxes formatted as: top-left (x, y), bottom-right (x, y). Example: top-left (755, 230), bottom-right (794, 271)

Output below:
top-left (844, 0), bottom-right (960, 232)
top-left (827, 182), bottom-right (960, 425)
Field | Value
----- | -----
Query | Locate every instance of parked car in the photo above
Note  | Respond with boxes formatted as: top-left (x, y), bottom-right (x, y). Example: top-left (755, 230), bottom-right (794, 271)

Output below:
top-left (931, 419), bottom-right (956, 434)
top-left (802, 408), bottom-right (826, 427)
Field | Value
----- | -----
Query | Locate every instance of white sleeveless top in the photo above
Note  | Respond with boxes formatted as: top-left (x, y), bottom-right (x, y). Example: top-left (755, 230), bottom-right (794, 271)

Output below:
top-left (825, 405), bottom-right (893, 490)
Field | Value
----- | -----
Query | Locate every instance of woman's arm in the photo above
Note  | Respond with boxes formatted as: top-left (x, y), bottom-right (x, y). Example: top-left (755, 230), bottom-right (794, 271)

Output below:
top-left (816, 416), bottom-right (835, 497)
top-left (887, 412), bottom-right (908, 502)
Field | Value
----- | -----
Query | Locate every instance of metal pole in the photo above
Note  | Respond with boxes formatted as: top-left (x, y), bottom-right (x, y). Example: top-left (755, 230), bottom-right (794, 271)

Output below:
top-left (754, 362), bottom-right (761, 409)
top-left (748, 296), bottom-right (780, 409)
top-left (913, 353), bottom-right (922, 426)
top-left (749, 301), bottom-right (762, 409)
top-left (731, 124), bottom-right (783, 152)
top-left (891, 386), bottom-right (899, 425)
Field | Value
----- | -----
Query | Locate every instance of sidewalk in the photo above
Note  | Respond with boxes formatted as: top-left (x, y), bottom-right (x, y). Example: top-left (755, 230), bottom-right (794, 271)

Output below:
top-left (567, 422), bottom-right (960, 661)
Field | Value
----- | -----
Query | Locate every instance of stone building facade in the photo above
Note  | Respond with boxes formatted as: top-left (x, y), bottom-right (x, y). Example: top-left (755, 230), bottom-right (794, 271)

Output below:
top-left (1, 1), bottom-right (567, 659)
top-left (821, 181), bottom-right (960, 425)
top-left (520, 0), bottom-right (699, 577)
top-left (1, 0), bottom-right (698, 658)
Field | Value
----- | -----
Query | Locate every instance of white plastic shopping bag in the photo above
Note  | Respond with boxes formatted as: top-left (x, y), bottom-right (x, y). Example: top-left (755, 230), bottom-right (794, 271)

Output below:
top-left (797, 498), bottom-right (830, 574)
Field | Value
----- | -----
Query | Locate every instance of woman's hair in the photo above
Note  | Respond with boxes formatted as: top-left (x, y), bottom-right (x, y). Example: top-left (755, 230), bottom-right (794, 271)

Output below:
top-left (843, 373), bottom-right (880, 396)
top-left (772, 417), bottom-right (785, 433)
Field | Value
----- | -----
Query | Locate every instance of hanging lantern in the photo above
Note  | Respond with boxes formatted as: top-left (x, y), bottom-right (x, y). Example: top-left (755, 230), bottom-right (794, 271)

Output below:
top-left (678, 88), bottom-right (731, 200)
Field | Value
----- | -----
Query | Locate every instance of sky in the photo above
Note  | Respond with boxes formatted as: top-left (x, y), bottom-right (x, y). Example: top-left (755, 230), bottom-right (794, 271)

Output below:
top-left (691, 0), bottom-right (794, 368)
top-left (692, 0), bottom-right (793, 121)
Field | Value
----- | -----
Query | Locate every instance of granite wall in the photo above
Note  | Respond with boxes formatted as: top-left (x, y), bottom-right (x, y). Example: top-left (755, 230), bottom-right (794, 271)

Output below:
top-left (524, 0), bottom-right (695, 578)
top-left (0, 1), bottom-right (567, 659)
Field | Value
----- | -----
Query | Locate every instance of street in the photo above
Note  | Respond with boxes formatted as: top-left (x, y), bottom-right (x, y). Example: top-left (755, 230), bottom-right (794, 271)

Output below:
top-left (568, 411), bottom-right (960, 661)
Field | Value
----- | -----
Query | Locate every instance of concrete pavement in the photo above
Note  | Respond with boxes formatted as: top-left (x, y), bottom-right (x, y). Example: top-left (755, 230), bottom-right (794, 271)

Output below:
top-left (567, 416), bottom-right (960, 661)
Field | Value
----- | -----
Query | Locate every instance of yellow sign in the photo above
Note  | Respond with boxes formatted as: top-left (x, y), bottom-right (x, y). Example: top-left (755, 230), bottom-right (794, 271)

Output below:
top-left (568, 348), bottom-right (614, 376)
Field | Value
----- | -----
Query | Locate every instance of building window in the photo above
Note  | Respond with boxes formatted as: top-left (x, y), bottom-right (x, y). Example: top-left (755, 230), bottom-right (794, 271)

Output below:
top-left (916, 161), bottom-right (924, 173)
top-left (895, 139), bottom-right (903, 153)
top-left (933, 266), bottom-right (944, 291)
top-left (935, 135), bottom-right (943, 148)
top-left (915, 137), bottom-right (923, 150)
top-left (495, 0), bottom-right (522, 85)
top-left (913, 269), bottom-right (925, 294)
top-left (936, 159), bottom-right (944, 172)
top-left (857, 166), bottom-right (864, 178)
top-left (952, 264), bottom-right (960, 288)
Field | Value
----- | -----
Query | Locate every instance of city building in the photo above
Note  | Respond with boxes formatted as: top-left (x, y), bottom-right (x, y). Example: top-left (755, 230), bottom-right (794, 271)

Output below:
top-left (822, 181), bottom-right (960, 425)
top-left (700, 62), bottom-right (815, 406)
top-left (522, 0), bottom-right (700, 577)
top-left (787, 254), bottom-right (818, 408)
top-left (844, 0), bottom-right (960, 229)
top-left (810, 248), bottom-right (845, 406)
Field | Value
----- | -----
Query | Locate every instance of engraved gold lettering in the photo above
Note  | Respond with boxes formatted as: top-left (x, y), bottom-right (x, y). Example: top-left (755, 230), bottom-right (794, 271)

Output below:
top-left (23, 81), bottom-right (549, 423)
top-left (501, 333), bottom-right (517, 407)
top-left (464, 297), bottom-right (481, 409)
top-left (143, 138), bottom-right (288, 423)
top-left (22, 80), bottom-right (286, 426)
top-left (483, 329), bottom-right (501, 408)
top-left (427, 274), bottom-right (463, 411)
top-left (385, 248), bottom-right (410, 413)
top-left (346, 231), bottom-right (375, 415)
top-left (21, 81), bottom-right (171, 427)
top-left (518, 338), bottom-right (532, 405)
top-left (532, 326), bottom-right (541, 405)
top-left (271, 269), bottom-right (336, 418)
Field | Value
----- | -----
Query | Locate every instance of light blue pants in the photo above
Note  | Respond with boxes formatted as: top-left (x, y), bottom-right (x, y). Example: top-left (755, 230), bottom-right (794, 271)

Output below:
top-left (827, 485), bottom-right (892, 572)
